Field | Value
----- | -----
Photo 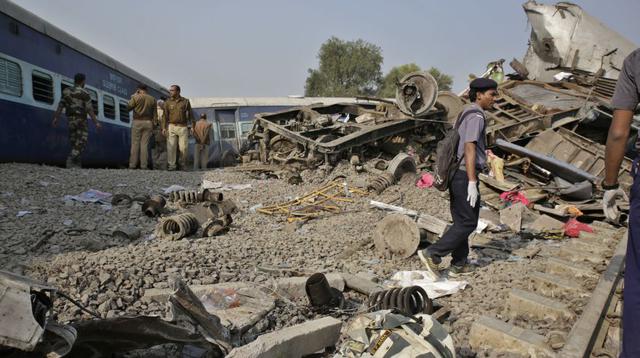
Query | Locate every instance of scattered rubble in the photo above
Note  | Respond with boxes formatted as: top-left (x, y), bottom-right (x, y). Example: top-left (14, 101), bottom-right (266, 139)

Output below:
top-left (1, 0), bottom-right (637, 356)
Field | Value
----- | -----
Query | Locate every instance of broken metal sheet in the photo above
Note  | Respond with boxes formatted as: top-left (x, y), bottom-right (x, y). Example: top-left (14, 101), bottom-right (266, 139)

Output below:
top-left (67, 316), bottom-right (223, 358)
top-left (166, 276), bottom-right (232, 352)
top-left (506, 83), bottom-right (586, 112)
top-left (496, 138), bottom-right (599, 184)
top-left (525, 128), bottom-right (633, 189)
top-left (0, 274), bottom-right (45, 351)
top-left (521, 1), bottom-right (637, 82)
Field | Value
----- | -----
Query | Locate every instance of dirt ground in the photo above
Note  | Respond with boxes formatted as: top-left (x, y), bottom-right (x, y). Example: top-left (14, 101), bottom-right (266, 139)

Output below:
top-left (0, 162), bottom-right (578, 356)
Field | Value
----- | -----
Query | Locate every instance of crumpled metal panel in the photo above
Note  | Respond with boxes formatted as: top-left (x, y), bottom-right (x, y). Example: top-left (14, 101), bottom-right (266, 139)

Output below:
top-left (521, 1), bottom-right (636, 82)
top-left (525, 128), bottom-right (633, 189)
top-left (0, 274), bottom-right (44, 351)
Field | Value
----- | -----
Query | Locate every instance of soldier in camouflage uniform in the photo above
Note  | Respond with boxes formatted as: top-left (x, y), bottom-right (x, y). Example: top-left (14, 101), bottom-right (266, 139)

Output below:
top-left (52, 73), bottom-right (101, 168)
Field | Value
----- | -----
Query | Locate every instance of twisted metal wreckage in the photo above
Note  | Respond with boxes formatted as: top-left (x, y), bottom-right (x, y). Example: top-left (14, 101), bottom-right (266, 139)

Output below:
top-left (2, 1), bottom-right (639, 357)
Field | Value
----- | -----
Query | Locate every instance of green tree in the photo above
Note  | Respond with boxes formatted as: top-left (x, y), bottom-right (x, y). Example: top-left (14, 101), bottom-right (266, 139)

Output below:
top-left (378, 63), bottom-right (421, 98)
top-left (378, 64), bottom-right (454, 98)
top-left (304, 37), bottom-right (383, 97)
top-left (427, 67), bottom-right (453, 92)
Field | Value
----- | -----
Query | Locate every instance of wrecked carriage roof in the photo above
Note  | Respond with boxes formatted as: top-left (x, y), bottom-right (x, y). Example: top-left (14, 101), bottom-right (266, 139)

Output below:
top-left (189, 97), bottom-right (391, 109)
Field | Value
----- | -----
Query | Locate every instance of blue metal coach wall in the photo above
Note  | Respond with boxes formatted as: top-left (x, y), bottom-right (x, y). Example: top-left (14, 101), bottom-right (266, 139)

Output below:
top-left (0, 12), bottom-right (163, 166)
top-left (192, 105), bottom-right (289, 166)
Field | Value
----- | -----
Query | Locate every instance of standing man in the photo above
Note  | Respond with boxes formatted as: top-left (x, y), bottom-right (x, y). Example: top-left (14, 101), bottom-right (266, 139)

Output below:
top-left (418, 78), bottom-right (498, 278)
top-left (127, 84), bottom-right (157, 169)
top-left (193, 113), bottom-right (212, 170)
top-left (152, 97), bottom-right (168, 170)
top-left (603, 48), bottom-right (639, 358)
top-left (52, 73), bottom-right (101, 168)
top-left (162, 85), bottom-right (194, 171)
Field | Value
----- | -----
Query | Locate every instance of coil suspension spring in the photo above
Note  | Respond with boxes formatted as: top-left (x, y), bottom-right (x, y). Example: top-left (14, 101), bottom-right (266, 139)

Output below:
top-left (368, 286), bottom-right (433, 315)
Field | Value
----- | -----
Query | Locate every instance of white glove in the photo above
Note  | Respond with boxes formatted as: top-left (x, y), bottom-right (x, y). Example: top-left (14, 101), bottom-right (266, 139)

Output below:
top-left (603, 188), bottom-right (629, 223)
top-left (467, 181), bottom-right (478, 207)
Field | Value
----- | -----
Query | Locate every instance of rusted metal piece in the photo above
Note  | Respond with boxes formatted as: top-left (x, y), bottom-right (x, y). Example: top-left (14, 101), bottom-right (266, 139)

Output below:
top-left (169, 190), bottom-right (202, 204)
top-left (396, 71), bottom-right (439, 117)
top-left (305, 273), bottom-right (343, 309)
top-left (372, 213), bottom-right (420, 259)
top-left (368, 286), bottom-right (433, 315)
top-left (386, 153), bottom-right (417, 180)
top-left (202, 215), bottom-right (232, 237)
top-left (368, 172), bottom-right (396, 195)
top-left (257, 180), bottom-right (367, 222)
top-left (111, 194), bottom-right (132, 206)
top-left (160, 213), bottom-right (199, 240)
top-left (142, 195), bottom-right (166, 217)
top-left (435, 91), bottom-right (465, 127)
top-left (209, 200), bottom-right (238, 217)
top-left (202, 189), bottom-right (223, 202)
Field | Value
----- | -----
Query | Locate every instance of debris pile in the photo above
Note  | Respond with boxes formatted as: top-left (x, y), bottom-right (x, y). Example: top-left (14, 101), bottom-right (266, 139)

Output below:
top-left (0, 1), bottom-right (636, 357)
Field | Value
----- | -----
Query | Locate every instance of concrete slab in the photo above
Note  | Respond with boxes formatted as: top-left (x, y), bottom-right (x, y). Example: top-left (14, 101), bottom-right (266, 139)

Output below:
top-left (226, 316), bottom-right (342, 358)
top-left (343, 273), bottom-right (383, 296)
top-left (506, 288), bottom-right (575, 322)
top-left (500, 202), bottom-right (524, 232)
top-left (561, 231), bottom-right (627, 357)
top-left (527, 214), bottom-right (565, 232)
top-left (577, 231), bottom-right (617, 248)
top-left (545, 257), bottom-right (598, 279)
top-left (529, 271), bottom-right (587, 298)
top-left (564, 241), bottom-right (613, 257)
top-left (557, 246), bottom-right (607, 266)
top-left (469, 316), bottom-right (553, 357)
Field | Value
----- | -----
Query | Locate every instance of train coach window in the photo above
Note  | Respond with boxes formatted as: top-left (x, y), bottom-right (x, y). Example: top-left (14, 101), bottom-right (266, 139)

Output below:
top-left (0, 57), bottom-right (22, 97)
top-left (119, 101), bottom-right (130, 123)
top-left (103, 95), bottom-right (116, 119)
top-left (32, 70), bottom-right (54, 104)
top-left (240, 122), bottom-right (253, 137)
top-left (85, 88), bottom-right (98, 115)
top-left (220, 123), bottom-right (236, 139)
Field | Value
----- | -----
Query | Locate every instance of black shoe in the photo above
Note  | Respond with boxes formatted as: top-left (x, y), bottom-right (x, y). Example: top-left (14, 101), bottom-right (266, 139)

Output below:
top-left (448, 264), bottom-right (476, 278)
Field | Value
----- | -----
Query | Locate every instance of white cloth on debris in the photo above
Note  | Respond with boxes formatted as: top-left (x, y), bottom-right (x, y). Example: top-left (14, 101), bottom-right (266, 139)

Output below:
top-left (202, 179), bottom-right (252, 191)
top-left (386, 271), bottom-right (467, 299)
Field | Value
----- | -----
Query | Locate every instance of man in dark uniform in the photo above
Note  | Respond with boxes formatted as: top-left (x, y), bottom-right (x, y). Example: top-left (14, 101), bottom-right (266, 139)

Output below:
top-left (162, 85), bottom-right (194, 171)
top-left (51, 73), bottom-right (101, 168)
top-left (127, 84), bottom-right (157, 169)
top-left (603, 48), bottom-right (640, 358)
top-left (418, 78), bottom-right (498, 279)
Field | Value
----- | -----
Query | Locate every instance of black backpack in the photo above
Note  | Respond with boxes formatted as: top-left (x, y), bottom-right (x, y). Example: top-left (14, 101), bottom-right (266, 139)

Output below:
top-left (433, 107), bottom-right (483, 191)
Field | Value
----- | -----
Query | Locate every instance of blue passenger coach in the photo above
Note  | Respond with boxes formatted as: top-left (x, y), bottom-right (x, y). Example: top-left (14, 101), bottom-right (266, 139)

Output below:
top-left (0, 2), bottom-right (167, 166)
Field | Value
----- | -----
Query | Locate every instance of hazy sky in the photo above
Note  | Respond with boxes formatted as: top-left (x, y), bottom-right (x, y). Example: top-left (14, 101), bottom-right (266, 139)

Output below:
top-left (13, 0), bottom-right (640, 97)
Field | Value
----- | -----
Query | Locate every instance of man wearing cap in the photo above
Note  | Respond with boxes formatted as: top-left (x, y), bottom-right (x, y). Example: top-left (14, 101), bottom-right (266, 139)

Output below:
top-left (127, 84), bottom-right (157, 169)
top-left (418, 78), bottom-right (498, 278)
top-left (193, 113), bottom-right (212, 170)
top-left (602, 48), bottom-right (640, 358)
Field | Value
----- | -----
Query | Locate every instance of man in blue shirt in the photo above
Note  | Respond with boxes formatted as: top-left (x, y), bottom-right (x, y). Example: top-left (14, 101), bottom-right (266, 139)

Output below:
top-left (419, 78), bottom-right (498, 279)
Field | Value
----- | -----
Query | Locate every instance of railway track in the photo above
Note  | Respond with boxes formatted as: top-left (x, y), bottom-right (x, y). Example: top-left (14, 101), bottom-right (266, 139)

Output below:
top-left (468, 222), bottom-right (627, 357)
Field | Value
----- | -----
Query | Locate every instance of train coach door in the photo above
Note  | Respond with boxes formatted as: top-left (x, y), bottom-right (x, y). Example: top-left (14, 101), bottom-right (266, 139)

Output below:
top-left (215, 108), bottom-right (238, 166)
